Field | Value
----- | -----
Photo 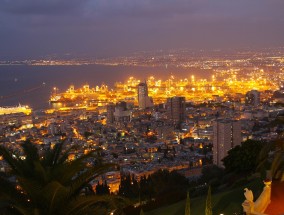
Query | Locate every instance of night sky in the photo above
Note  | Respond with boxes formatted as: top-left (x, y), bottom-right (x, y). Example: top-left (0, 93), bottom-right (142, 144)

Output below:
top-left (1, 0), bottom-right (284, 59)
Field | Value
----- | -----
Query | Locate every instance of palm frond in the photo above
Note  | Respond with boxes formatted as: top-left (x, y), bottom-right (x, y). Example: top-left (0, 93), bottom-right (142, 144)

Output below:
top-left (39, 181), bottom-right (69, 213)
top-left (33, 161), bottom-right (48, 185)
top-left (0, 176), bottom-right (27, 206)
top-left (271, 152), bottom-right (283, 178)
top-left (21, 141), bottom-right (39, 165)
top-left (69, 163), bottom-right (115, 197)
top-left (17, 177), bottom-right (43, 204)
top-left (57, 144), bottom-right (76, 165)
top-left (0, 146), bottom-right (24, 176)
top-left (52, 140), bottom-right (66, 165)
top-left (52, 151), bottom-right (100, 185)
top-left (0, 140), bottom-right (119, 214)
top-left (11, 205), bottom-right (34, 215)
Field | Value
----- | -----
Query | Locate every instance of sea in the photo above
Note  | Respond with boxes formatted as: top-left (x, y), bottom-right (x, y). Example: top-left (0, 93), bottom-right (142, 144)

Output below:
top-left (0, 64), bottom-right (212, 110)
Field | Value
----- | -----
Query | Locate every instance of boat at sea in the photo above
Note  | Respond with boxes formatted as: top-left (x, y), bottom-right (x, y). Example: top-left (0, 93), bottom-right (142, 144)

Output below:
top-left (0, 105), bottom-right (32, 115)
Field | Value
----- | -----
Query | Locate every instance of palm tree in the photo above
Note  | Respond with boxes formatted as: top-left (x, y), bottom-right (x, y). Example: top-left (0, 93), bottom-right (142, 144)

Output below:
top-left (0, 139), bottom-right (120, 215)
top-left (270, 140), bottom-right (284, 180)
top-left (257, 139), bottom-right (284, 180)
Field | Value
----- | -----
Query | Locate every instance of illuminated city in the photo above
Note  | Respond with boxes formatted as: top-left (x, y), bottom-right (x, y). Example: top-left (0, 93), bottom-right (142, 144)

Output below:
top-left (0, 54), bottom-right (283, 213)
top-left (1, 1), bottom-right (284, 215)
top-left (1, 50), bottom-right (284, 214)
top-left (49, 69), bottom-right (278, 109)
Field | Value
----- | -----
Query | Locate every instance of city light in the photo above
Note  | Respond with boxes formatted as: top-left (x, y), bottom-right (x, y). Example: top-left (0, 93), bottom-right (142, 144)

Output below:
top-left (49, 71), bottom-right (276, 109)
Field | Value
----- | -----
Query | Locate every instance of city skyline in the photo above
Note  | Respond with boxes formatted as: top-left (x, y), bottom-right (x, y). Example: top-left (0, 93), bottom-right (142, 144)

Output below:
top-left (1, 1), bottom-right (284, 214)
top-left (1, 0), bottom-right (284, 59)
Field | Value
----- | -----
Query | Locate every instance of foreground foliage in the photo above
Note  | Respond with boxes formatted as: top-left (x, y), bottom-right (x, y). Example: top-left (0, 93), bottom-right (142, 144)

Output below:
top-left (119, 169), bottom-right (188, 200)
top-left (205, 186), bottom-right (212, 215)
top-left (146, 177), bottom-right (263, 215)
top-left (0, 140), bottom-right (119, 215)
top-left (222, 139), bottom-right (265, 174)
top-left (257, 139), bottom-right (284, 180)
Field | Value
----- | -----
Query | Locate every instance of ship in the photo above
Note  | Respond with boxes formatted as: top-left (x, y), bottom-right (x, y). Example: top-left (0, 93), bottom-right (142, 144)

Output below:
top-left (49, 95), bottom-right (63, 103)
top-left (0, 105), bottom-right (32, 115)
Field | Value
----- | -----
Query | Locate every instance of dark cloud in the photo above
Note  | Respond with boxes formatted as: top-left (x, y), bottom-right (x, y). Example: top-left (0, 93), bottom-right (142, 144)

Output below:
top-left (0, 0), bottom-right (87, 15)
top-left (0, 0), bottom-right (284, 59)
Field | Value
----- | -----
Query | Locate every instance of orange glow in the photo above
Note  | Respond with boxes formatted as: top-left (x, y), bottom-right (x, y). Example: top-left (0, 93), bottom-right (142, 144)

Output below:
top-left (49, 73), bottom-right (276, 108)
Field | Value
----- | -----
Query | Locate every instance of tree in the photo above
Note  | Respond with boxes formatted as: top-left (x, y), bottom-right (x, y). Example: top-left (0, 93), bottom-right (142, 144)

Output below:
top-left (118, 170), bottom-right (188, 202)
top-left (200, 165), bottom-right (224, 185)
top-left (0, 139), bottom-right (119, 215)
top-left (150, 169), bottom-right (188, 196)
top-left (96, 181), bottom-right (110, 195)
top-left (184, 191), bottom-right (190, 215)
top-left (257, 139), bottom-right (284, 180)
top-left (118, 174), bottom-right (139, 198)
top-left (222, 139), bottom-right (265, 174)
top-left (257, 141), bottom-right (274, 179)
top-left (139, 208), bottom-right (145, 215)
top-left (205, 186), bottom-right (212, 215)
top-left (271, 140), bottom-right (284, 180)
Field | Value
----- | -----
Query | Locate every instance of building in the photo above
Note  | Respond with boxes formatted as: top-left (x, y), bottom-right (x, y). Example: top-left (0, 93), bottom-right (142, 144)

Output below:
top-left (106, 103), bottom-right (115, 124)
top-left (166, 96), bottom-right (186, 123)
top-left (272, 89), bottom-right (284, 103)
top-left (137, 82), bottom-right (153, 109)
top-left (113, 102), bottom-right (132, 124)
top-left (245, 90), bottom-right (260, 106)
top-left (107, 102), bottom-right (132, 126)
top-left (213, 119), bottom-right (241, 167)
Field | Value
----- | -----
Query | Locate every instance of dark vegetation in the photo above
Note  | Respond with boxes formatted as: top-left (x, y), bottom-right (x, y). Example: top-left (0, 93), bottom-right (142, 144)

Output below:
top-left (0, 139), bottom-right (124, 215)
top-left (0, 136), bottom-right (282, 215)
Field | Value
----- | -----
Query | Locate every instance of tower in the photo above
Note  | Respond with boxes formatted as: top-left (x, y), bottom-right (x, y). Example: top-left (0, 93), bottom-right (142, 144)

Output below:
top-left (137, 82), bottom-right (153, 109)
top-left (166, 96), bottom-right (186, 123)
top-left (106, 103), bottom-right (115, 124)
top-left (213, 119), bottom-right (241, 167)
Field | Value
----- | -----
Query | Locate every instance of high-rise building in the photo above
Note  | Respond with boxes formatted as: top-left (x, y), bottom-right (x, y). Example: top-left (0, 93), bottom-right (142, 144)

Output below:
top-left (245, 90), bottom-right (260, 106)
top-left (166, 96), bottom-right (186, 123)
top-left (137, 82), bottom-right (153, 109)
top-left (213, 119), bottom-right (241, 167)
top-left (106, 103), bottom-right (115, 124)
